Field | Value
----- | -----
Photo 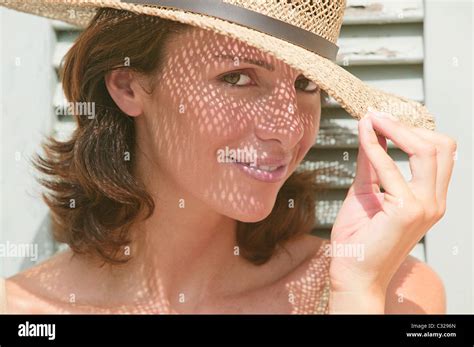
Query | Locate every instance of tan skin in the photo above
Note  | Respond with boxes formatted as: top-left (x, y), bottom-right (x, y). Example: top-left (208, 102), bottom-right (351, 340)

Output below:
top-left (1, 28), bottom-right (454, 314)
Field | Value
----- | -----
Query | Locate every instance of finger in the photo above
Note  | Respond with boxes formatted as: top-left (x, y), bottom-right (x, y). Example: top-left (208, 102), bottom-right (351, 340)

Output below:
top-left (358, 116), bottom-right (414, 202)
top-left (409, 127), bottom-right (457, 210)
top-left (368, 112), bottom-right (437, 202)
top-left (348, 121), bottom-right (386, 196)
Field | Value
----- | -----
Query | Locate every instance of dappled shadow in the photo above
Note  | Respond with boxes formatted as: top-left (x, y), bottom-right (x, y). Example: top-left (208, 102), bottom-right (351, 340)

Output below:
top-left (6, 19), bottom-right (331, 314)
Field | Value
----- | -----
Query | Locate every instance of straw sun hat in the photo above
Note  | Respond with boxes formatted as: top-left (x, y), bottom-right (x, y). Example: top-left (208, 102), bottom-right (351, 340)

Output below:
top-left (2, 0), bottom-right (435, 130)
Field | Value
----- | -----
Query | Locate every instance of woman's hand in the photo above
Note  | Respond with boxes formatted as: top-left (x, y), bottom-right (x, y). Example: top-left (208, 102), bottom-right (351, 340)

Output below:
top-left (328, 109), bottom-right (457, 313)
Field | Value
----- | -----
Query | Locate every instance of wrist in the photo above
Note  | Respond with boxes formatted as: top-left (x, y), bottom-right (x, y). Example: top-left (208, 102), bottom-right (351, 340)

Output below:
top-left (329, 286), bottom-right (386, 314)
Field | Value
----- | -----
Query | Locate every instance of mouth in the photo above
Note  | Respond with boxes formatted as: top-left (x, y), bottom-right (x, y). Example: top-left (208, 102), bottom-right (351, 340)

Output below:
top-left (226, 156), bottom-right (291, 183)
top-left (233, 161), bottom-right (281, 172)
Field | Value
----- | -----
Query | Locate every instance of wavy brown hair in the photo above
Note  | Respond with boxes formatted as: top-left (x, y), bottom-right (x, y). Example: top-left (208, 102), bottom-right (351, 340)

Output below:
top-left (33, 8), bottom-right (323, 266)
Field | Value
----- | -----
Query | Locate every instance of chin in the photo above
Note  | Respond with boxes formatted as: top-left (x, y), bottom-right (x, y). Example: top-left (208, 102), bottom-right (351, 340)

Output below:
top-left (225, 196), bottom-right (277, 223)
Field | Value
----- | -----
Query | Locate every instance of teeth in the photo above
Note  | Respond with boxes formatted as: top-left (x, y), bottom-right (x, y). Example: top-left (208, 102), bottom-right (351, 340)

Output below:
top-left (257, 165), bottom-right (279, 172)
top-left (245, 163), bottom-right (279, 172)
top-left (227, 156), bottom-right (281, 172)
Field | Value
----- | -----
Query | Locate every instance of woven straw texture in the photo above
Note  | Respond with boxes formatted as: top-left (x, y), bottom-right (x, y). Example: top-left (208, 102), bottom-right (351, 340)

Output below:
top-left (0, 0), bottom-right (436, 130)
top-left (223, 0), bottom-right (346, 43)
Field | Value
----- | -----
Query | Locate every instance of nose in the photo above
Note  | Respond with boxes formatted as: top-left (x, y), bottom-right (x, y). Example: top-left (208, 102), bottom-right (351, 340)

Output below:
top-left (253, 85), bottom-right (304, 149)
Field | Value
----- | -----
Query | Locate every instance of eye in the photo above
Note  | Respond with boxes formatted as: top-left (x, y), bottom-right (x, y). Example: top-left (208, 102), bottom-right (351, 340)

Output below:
top-left (219, 71), bottom-right (253, 87)
top-left (295, 76), bottom-right (320, 93)
top-left (219, 71), bottom-right (320, 94)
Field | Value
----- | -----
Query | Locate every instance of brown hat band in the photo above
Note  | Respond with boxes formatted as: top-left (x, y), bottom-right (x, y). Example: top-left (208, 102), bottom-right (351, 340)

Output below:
top-left (122, 0), bottom-right (340, 61)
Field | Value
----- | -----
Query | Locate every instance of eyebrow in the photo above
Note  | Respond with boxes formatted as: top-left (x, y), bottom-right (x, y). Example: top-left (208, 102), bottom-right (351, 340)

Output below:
top-left (213, 54), bottom-right (275, 72)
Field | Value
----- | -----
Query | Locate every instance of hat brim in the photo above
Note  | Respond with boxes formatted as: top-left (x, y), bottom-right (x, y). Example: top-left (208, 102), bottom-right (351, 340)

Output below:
top-left (2, 0), bottom-right (436, 130)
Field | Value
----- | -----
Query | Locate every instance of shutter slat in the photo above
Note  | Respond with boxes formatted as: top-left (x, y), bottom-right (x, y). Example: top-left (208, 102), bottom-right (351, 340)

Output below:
top-left (337, 23), bottom-right (423, 65)
top-left (345, 64), bottom-right (424, 101)
top-left (303, 151), bottom-right (412, 189)
top-left (315, 116), bottom-right (398, 149)
top-left (344, 0), bottom-right (424, 24)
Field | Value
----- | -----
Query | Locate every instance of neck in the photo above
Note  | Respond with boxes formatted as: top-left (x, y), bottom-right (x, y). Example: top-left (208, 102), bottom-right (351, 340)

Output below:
top-left (90, 168), bottom-right (257, 313)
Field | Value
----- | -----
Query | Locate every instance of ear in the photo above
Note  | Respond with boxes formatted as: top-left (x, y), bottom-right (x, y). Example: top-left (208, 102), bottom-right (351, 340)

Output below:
top-left (105, 69), bottom-right (146, 117)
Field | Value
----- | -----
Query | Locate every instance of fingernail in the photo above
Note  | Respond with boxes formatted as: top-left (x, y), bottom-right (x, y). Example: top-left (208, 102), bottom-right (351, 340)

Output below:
top-left (360, 117), bottom-right (378, 143)
top-left (360, 115), bottom-right (372, 130)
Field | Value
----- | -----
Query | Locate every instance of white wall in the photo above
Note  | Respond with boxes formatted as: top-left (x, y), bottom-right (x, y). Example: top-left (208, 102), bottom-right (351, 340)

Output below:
top-left (423, 0), bottom-right (473, 313)
top-left (0, 8), bottom-right (56, 277)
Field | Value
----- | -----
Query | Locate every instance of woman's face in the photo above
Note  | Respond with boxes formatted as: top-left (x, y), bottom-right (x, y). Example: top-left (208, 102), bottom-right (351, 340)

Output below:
top-left (136, 27), bottom-right (321, 222)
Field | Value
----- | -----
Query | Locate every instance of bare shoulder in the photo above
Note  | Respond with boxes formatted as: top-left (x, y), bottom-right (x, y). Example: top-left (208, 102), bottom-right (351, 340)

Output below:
top-left (272, 234), bottom-right (328, 280)
top-left (4, 250), bottom-right (77, 313)
top-left (300, 234), bottom-right (330, 266)
top-left (385, 255), bottom-right (446, 314)
top-left (291, 234), bottom-right (330, 283)
top-left (293, 234), bottom-right (329, 267)
top-left (278, 233), bottom-right (329, 272)
top-left (273, 234), bottom-right (330, 313)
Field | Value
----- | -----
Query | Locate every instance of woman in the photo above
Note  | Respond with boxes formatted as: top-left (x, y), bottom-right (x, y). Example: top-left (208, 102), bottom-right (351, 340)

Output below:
top-left (1, 1), bottom-right (456, 314)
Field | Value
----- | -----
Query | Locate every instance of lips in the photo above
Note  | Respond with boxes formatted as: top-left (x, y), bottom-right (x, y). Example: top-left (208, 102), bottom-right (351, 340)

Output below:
top-left (226, 156), bottom-right (291, 173)
top-left (234, 161), bottom-right (280, 172)
top-left (232, 160), bottom-right (289, 183)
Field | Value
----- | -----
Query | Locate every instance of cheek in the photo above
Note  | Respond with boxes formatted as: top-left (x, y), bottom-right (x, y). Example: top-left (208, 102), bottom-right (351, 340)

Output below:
top-left (293, 108), bottom-right (321, 162)
top-left (142, 84), bottom-right (247, 182)
top-left (195, 87), bottom-right (254, 138)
